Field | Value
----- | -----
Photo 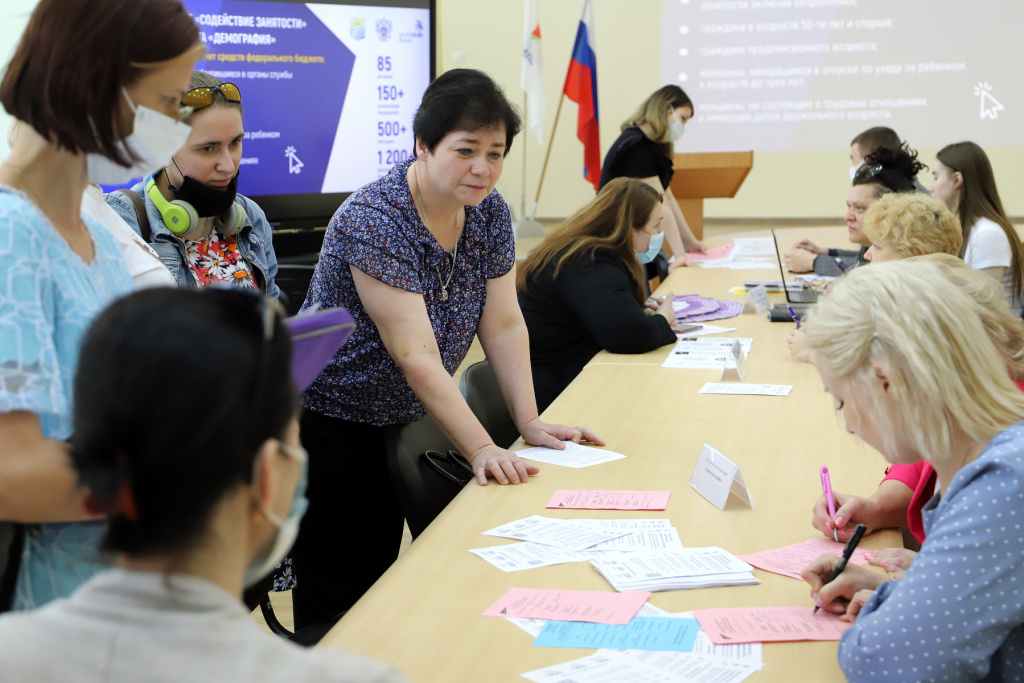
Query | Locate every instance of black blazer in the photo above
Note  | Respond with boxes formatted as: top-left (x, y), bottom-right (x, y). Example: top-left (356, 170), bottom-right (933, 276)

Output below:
top-left (519, 247), bottom-right (676, 411)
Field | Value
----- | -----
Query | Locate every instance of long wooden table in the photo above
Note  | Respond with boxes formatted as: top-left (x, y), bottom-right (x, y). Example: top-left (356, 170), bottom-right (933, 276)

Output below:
top-left (322, 228), bottom-right (898, 681)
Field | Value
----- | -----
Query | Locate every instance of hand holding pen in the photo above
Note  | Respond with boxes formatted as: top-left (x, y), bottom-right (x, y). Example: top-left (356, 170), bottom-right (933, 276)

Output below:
top-left (800, 523), bottom-right (888, 620)
top-left (813, 523), bottom-right (867, 614)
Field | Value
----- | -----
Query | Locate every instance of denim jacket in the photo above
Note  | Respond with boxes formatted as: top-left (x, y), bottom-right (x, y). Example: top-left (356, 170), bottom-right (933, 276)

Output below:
top-left (104, 176), bottom-right (280, 298)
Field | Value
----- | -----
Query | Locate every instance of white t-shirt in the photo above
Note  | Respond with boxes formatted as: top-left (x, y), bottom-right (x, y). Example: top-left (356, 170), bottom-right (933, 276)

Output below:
top-left (963, 216), bottom-right (1020, 316)
top-left (80, 185), bottom-right (175, 289)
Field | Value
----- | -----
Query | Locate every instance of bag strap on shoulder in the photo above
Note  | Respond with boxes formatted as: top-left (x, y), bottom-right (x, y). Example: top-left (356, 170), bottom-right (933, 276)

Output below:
top-left (117, 189), bottom-right (151, 243)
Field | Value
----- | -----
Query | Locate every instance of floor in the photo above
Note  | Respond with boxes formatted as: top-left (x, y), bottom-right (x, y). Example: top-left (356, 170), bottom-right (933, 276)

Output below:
top-left (250, 220), bottom-right (781, 635)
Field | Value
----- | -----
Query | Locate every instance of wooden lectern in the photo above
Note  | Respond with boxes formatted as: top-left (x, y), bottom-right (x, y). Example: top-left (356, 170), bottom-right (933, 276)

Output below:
top-left (669, 152), bottom-right (753, 241)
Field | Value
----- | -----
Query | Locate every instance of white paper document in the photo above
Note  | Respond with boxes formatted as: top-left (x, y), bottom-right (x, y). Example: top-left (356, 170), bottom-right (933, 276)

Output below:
top-left (469, 541), bottom-right (620, 572)
top-left (699, 382), bottom-right (793, 396)
top-left (506, 616), bottom-right (546, 637)
top-left (521, 650), bottom-right (760, 683)
top-left (698, 258), bottom-right (775, 270)
top-left (570, 518), bottom-right (675, 531)
top-left (587, 528), bottom-right (685, 553)
top-left (517, 441), bottom-right (627, 468)
top-left (481, 515), bottom-right (628, 551)
top-left (731, 237), bottom-right (776, 258)
top-left (590, 548), bottom-right (757, 592)
top-left (662, 337), bottom-right (753, 370)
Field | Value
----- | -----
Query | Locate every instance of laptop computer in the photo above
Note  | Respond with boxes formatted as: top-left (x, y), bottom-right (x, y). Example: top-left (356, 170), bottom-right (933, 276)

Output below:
top-left (771, 229), bottom-right (820, 304)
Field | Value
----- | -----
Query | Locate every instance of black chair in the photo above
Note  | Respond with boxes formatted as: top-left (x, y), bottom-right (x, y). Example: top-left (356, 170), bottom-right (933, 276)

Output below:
top-left (275, 262), bottom-right (318, 316)
top-left (459, 360), bottom-right (521, 449)
top-left (385, 415), bottom-right (465, 539)
top-left (0, 523), bottom-right (24, 613)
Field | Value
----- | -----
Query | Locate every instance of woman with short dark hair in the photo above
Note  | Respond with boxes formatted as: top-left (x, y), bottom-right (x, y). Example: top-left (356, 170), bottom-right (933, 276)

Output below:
top-left (0, 0), bottom-right (203, 610)
top-left (293, 68), bottom-right (601, 629)
top-left (0, 288), bottom-right (407, 682)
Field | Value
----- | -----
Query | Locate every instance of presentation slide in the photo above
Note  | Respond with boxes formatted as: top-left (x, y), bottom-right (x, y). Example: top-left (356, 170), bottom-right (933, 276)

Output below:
top-left (662, 0), bottom-right (1024, 152)
top-left (182, 0), bottom-right (430, 197)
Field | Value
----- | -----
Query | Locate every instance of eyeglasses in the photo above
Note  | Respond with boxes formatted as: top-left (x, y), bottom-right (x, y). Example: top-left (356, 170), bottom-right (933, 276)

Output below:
top-left (180, 83), bottom-right (242, 114)
top-left (136, 82), bottom-right (193, 121)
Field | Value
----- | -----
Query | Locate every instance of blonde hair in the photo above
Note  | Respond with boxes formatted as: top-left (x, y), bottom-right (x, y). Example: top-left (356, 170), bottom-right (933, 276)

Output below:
top-left (906, 253), bottom-right (1024, 380)
top-left (622, 85), bottom-right (692, 144)
top-left (803, 261), bottom-right (1024, 463)
top-left (862, 193), bottom-right (962, 258)
top-left (516, 178), bottom-right (661, 303)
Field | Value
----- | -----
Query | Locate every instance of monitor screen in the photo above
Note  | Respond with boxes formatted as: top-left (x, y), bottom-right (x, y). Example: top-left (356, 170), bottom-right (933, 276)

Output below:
top-left (117, 0), bottom-right (434, 229)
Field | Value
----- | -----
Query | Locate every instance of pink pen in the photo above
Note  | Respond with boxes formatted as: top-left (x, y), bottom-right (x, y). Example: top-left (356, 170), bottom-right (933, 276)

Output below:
top-left (820, 466), bottom-right (839, 542)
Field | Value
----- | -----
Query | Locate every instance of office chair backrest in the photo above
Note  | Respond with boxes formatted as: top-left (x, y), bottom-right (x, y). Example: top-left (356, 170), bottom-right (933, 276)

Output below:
top-left (385, 415), bottom-right (465, 539)
top-left (459, 360), bottom-right (521, 449)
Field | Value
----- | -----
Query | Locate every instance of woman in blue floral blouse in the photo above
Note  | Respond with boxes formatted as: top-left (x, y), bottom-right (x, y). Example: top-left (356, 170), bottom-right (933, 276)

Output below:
top-left (292, 69), bottom-right (602, 630)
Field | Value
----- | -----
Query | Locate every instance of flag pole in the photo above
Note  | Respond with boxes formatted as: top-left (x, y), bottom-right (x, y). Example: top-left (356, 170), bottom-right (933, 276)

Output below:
top-left (531, 91), bottom-right (565, 219)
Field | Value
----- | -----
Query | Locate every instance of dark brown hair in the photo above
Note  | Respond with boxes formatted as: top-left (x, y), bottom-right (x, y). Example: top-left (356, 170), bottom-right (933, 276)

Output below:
top-left (937, 141), bottom-right (1024, 301)
top-left (0, 0), bottom-right (200, 166)
top-left (517, 178), bottom-right (662, 304)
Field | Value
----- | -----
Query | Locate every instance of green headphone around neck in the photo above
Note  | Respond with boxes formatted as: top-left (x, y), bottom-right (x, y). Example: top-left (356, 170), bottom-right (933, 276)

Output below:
top-left (145, 177), bottom-right (246, 241)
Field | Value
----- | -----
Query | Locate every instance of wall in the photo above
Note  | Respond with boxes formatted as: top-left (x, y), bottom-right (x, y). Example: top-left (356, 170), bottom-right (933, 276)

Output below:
top-left (0, 0), bottom-right (35, 153)
top-left (437, 0), bottom-right (1024, 220)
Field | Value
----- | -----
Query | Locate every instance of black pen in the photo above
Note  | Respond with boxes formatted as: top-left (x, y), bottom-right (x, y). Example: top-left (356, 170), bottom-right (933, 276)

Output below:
top-left (813, 523), bottom-right (868, 615)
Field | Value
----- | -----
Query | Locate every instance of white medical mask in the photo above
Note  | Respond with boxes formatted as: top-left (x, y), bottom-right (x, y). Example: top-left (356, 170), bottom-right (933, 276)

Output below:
top-left (243, 442), bottom-right (309, 588)
top-left (87, 89), bottom-right (192, 185)
top-left (668, 119), bottom-right (686, 142)
top-left (636, 231), bottom-right (665, 265)
top-left (849, 161), bottom-right (863, 183)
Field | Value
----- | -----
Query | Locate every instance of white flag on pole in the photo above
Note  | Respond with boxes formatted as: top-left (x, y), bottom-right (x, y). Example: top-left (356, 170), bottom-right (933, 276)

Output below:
top-left (520, 0), bottom-right (546, 145)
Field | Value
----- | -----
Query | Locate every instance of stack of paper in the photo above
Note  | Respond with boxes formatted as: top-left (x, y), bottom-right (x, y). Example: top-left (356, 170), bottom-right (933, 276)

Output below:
top-left (673, 295), bottom-right (744, 324)
top-left (521, 650), bottom-right (761, 683)
top-left (591, 548), bottom-right (758, 592)
top-left (509, 604), bottom-right (764, 669)
top-left (662, 337), bottom-right (753, 370)
top-left (470, 517), bottom-right (685, 572)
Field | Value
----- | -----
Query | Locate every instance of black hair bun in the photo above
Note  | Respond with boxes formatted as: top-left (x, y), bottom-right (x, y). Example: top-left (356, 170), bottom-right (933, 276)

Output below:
top-left (858, 145), bottom-right (927, 192)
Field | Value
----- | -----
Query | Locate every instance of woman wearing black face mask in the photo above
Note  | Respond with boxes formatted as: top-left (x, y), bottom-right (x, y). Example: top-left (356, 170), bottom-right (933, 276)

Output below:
top-left (106, 71), bottom-right (280, 298)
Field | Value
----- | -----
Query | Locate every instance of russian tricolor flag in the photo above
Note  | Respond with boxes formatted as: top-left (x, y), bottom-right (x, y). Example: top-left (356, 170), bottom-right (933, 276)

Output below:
top-left (563, 0), bottom-right (600, 191)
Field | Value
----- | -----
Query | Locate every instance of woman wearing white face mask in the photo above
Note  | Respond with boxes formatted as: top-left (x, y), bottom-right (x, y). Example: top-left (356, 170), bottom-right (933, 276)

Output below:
top-left (599, 85), bottom-right (705, 280)
top-left (0, 0), bottom-right (203, 611)
top-left (0, 288), bottom-right (407, 682)
top-left (517, 179), bottom-right (681, 411)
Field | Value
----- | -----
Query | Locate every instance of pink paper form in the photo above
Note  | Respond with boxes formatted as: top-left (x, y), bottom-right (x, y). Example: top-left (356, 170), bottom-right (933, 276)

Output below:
top-left (546, 489), bottom-right (671, 510)
top-left (737, 537), bottom-right (873, 580)
top-left (694, 606), bottom-right (853, 644)
top-left (482, 588), bottom-right (651, 625)
top-left (685, 243), bottom-right (734, 262)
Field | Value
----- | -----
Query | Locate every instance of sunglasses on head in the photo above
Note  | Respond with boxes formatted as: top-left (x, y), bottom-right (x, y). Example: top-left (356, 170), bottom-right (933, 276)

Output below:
top-left (180, 82), bottom-right (242, 113)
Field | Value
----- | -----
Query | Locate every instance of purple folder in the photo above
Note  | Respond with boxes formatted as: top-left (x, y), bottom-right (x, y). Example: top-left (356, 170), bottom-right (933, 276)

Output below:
top-left (283, 307), bottom-right (356, 391)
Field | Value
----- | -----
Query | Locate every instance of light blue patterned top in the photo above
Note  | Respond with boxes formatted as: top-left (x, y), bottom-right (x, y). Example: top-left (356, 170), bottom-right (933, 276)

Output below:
top-left (838, 420), bottom-right (1024, 682)
top-left (0, 186), bottom-right (133, 610)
